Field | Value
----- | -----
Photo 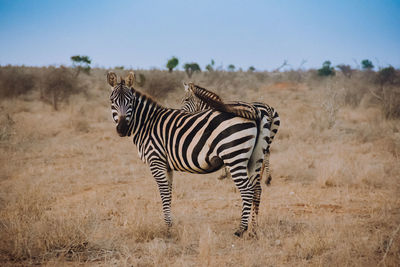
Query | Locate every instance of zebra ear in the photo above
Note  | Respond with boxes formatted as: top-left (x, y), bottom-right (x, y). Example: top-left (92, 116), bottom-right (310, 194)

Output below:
top-left (126, 72), bottom-right (135, 87)
top-left (107, 72), bottom-right (118, 88)
top-left (183, 82), bottom-right (189, 92)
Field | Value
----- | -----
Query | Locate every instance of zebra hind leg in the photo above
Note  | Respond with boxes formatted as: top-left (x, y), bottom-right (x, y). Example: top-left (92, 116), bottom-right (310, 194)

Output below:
top-left (250, 179), bottom-right (262, 237)
top-left (227, 161), bottom-right (257, 237)
top-left (248, 156), bottom-right (264, 237)
top-left (263, 150), bottom-right (272, 186)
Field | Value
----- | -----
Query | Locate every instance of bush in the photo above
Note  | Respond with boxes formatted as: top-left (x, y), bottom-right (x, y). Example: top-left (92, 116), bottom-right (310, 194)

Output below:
top-left (372, 66), bottom-right (400, 118)
top-left (248, 66), bottom-right (256, 72)
top-left (336, 64), bottom-right (353, 78)
top-left (317, 61), bottom-right (335, 77)
top-left (41, 66), bottom-right (81, 110)
top-left (0, 66), bottom-right (36, 98)
top-left (376, 66), bottom-right (397, 88)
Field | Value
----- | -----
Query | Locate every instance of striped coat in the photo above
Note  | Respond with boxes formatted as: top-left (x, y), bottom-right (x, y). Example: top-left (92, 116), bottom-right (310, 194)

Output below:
top-left (181, 82), bottom-right (280, 185)
top-left (108, 72), bottom-right (266, 236)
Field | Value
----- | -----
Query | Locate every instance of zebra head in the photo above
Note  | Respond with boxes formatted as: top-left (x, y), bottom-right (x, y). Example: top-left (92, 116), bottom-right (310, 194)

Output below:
top-left (181, 82), bottom-right (197, 112)
top-left (107, 72), bottom-right (136, 137)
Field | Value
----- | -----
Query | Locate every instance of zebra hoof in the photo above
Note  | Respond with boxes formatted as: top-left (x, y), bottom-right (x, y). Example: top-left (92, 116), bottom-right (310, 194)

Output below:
top-left (218, 174), bottom-right (227, 180)
top-left (234, 229), bottom-right (246, 237)
top-left (265, 175), bottom-right (272, 186)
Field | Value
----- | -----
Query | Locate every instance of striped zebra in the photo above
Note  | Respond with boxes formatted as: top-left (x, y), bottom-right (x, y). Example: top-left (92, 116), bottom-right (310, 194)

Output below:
top-left (181, 82), bottom-right (280, 186)
top-left (108, 72), bottom-right (266, 236)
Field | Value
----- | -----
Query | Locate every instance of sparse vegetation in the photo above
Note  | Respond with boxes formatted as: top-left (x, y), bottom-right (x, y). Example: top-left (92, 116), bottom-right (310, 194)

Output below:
top-left (0, 66), bottom-right (399, 266)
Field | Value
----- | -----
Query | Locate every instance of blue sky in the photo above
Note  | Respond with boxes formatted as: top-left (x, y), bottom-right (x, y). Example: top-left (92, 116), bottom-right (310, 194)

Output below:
top-left (0, 0), bottom-right (399, 70)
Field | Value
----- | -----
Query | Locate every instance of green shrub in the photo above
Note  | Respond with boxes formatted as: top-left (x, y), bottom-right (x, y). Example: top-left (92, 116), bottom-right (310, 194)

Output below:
top-left (361, 59), bottom-right (374, 71)
top-left (317, 61), bottom-right (335, 77)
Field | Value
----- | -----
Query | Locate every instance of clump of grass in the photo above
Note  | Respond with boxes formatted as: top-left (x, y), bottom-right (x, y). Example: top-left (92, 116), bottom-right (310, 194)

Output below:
top-left (0, 182), bottom-right (99, 264)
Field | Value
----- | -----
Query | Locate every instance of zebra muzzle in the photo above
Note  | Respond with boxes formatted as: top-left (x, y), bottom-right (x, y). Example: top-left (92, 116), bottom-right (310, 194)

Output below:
top-left (116, 116), bottom-right (129, 137)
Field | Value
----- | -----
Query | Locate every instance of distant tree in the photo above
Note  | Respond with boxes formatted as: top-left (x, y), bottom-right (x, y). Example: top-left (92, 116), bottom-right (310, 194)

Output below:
top-left (318, 61), bottom-right (335, 77)
top-left (183, 63), bottom-right (201, 78)
top-left (70, 55), bottom-right (91, 77)
top-left (248, 66), bottom-right (256, 72)
top-left (336, 64), bottom-right (353, 78)
top-left (115, 66), bottom-right (124, 70)
top-left (228, 64), bottom-right (236, 72)
top-left (361, 59), bottom-right (374, 71)
top-left (166, 57), bottom-right (179, 73)
top-left (206, 59), bottom-right (215, 72)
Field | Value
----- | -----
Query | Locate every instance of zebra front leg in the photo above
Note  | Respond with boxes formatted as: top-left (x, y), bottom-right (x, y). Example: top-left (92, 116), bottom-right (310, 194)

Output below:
top-left (166, 168), bottom-right (173, 195)
top-left (150, 162), bottom-right (173, 227)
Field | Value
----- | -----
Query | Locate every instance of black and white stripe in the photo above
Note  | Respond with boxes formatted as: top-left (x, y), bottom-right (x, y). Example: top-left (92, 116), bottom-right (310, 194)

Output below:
top-left (108, 72), bottom-right (265, 236)
top-left (181, 83), bottom-right (280, 186)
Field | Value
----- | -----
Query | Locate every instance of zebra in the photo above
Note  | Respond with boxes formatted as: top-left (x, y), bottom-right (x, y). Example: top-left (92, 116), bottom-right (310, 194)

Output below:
top-left (181, 82), bottom-right (280, 186)
top-left (108, 71), bottom-right (266, 237)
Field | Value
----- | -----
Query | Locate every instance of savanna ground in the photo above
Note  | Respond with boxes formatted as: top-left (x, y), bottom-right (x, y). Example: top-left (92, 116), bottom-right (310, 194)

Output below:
top-left (1, 68), bottom-right (399, 266)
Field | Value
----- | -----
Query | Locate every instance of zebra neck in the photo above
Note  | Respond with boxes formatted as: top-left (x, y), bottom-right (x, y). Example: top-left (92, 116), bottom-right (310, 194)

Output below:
top-left (128, 91), bottom-right (165, 145)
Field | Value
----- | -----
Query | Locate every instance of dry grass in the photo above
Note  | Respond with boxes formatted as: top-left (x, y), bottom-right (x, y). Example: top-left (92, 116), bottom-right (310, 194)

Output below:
top-left (0, 68), bottom-right (399, 266)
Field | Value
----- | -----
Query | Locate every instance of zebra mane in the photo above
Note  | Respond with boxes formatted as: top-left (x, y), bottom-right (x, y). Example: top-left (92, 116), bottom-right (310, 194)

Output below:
top-left (188, 83), bottom-right (228, 112)
top-left (188, 83), bottom-right (259, 120)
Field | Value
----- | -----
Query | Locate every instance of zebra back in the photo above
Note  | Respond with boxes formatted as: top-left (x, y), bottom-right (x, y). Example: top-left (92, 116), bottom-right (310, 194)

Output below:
top-left (186, 83), bottom-right (260, 121)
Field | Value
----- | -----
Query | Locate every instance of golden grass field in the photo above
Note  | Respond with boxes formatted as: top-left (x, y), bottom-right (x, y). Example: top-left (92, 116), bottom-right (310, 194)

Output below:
top-left (1, 69), bottom-right (399, 266)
